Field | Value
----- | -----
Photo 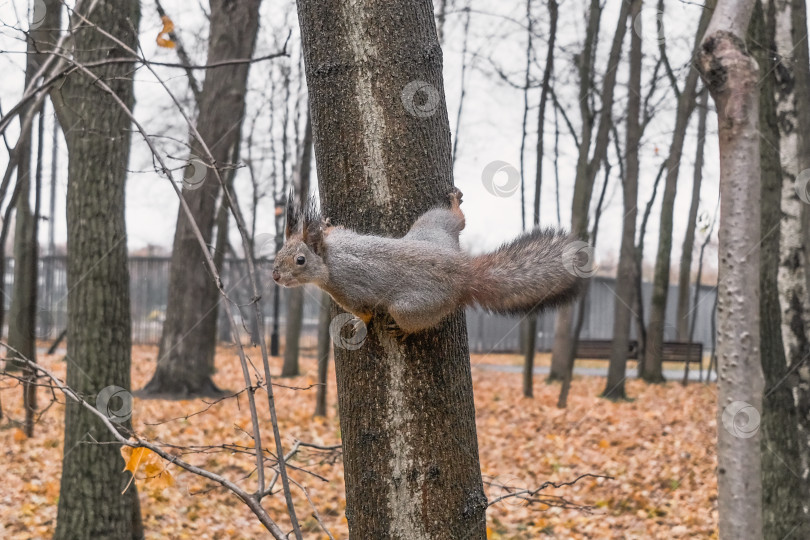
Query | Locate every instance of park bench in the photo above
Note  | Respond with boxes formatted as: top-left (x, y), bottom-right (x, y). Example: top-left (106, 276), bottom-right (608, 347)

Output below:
top-left (574, 339), bottom-right (703, 365)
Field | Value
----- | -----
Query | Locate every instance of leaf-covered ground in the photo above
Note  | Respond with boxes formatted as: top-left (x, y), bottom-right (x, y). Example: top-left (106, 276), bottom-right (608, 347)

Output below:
top-left (1, 346), bottom-right (717, 539)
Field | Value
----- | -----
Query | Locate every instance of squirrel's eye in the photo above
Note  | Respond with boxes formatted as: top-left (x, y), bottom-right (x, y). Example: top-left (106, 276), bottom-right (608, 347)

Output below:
top-left (296, 255), bottom-right (306, 265)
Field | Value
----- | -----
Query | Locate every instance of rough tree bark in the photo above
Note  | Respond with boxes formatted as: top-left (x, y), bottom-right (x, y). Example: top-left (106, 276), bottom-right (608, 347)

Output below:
top-left (603, 0), bottom-right (642, 401)
top-left (282, 112), bottom-right (313, 377)
top-left (523, 0), bottom-right (557, 398)
top-left (643, 2), bottom-right (713, 382)
top-left (786, 0), bottom-right (810, 472)
top-left (141, 0), bottom-right (261, 397)
top-left (6, 0), bottom-right (61, 435)
top-left (675, 88), bottom-right (709, 341)
top-left (51, 1), bottom-right (144, 538)
top-left (296, 1), bottom-right (487, 537)
top-left (750, 0), bottom-right (810, 534)
top-left (696, 0), bottom-right (764, 536)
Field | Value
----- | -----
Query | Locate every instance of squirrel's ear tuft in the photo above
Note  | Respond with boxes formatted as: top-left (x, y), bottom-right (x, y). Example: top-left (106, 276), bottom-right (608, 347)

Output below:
top-left (301, 196), bottom-right (325, 255)
top-left (284, 188), bottom-right (299, 239)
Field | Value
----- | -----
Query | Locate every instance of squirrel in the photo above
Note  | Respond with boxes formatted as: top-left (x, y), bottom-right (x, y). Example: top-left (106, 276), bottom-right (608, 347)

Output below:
top-left (272, 188), bottom-right (586, 334)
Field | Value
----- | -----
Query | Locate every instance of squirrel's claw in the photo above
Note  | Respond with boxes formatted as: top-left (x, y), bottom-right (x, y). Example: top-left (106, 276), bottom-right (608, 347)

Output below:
top-left (448, 187), bottom-right (463, 207)
top-left (385, 320), bottom-right (409, 341)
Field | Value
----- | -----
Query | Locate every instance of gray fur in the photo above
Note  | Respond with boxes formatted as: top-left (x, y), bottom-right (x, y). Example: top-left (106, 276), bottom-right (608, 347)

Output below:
top-left (273, 199), bottom-right (585, 333)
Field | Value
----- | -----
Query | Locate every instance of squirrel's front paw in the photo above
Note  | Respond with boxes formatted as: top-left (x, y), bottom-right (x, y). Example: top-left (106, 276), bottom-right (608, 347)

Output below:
top-left (448, 187), bottom-right (463, 207)
top-left (385, 320), bottom-right (410, 341)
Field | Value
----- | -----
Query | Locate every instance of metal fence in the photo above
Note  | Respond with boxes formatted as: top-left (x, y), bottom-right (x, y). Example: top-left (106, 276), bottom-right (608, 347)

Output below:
top-left (3, 256), bottom-right (717, 353)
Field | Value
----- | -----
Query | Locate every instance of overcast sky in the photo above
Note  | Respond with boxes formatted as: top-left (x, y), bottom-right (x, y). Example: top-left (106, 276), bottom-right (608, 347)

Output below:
top-left (0, 0), bottom-right (723, 279)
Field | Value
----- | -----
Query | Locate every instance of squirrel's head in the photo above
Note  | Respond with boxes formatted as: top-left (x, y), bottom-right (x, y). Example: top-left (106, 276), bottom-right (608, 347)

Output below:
top-left (272, 192), bottom-right (329, 287)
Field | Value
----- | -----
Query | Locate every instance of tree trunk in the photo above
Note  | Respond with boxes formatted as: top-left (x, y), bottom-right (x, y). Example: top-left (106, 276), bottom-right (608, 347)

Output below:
top-left (522, 0), bottom-right (557, 398)
top-left (52, 2), bottom-right (144, 538)
top-left (603, 0), bottom-right (642, 401)
top-left (675, 89), bottom-right (709, 340)
top-left (314, 291), bottom-right (331, 417)
top-left (296, 1), bottom-right (487, 537)
top-left (282, 113), bottom-right (313, 377)
top-left (750, 0), bottom-right (810, 534)
top-left (140, 0), bottom-right (261, 398)
top-left (788, 0), bottom-right (810, 472)
top-left (550, 0), bottom-right (630, 385)
top-left (548, 0), bottom-right (602, 381)
top-left (696, 1), bottom-right (764, 536)
top-left (643, 2), bottom-right (714, 382)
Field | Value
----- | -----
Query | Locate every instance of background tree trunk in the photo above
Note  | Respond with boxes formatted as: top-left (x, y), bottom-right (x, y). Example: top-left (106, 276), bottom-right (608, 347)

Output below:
top-left (788, 0), bottom-right (810, 471)
top-left (297, 1), bottom-right (487, 536)
top-left (6, 0), bottom-right (61, 438)
top-left (548, 0), bottom-right (601, 381)
top-left (522, 0), bottom-right (557, 398)
top-left (750, 0), bottom-right (810, 534)
top-left (552, 0), bottom-right (630, 390)
top-left (282, 113), bottom-right (313, 377)
top-left (141, 0), bottom-right (261, 398)
top-left (314, 291), bottom-right (331, 417)
top-left (52, 2), bottom-right (143, 538)
top-left (604, 0), bottom-right (642, 401)
top-left (675, 89), bottom-right (708, 341)
top-left (697, 0), bottom-right (764, 536)
top-left (643, 2), bottom-right (713, 382)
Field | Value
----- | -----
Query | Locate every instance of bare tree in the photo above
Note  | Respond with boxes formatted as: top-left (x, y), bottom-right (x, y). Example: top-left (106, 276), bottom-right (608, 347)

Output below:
top-left (296, 0), bottom-right (487, 536)
top-left (675, 88), bottom-right (709, 340)
top-left (643, 0), bottom-right (714, 382)
top-left (523, 0), bottom-right (557, 398)
top-left (790, 0), bottom-right (810, 472)
top-left (141, 0), bottom-right (263, 397)
top-left (549, 0), bottom-right (630, 384)
top-left (282, 111), bottom-right (313, 377)
top-left (313, 291), bottom-right (331, 417)
top-left (696, 0), bottom-right (764, 536)
top-left (603, 0), bottom-right (642, 400)
top-left (749, 0), bottom-right (810, 534)
top-left (49, 2), bottom-right (144, 537)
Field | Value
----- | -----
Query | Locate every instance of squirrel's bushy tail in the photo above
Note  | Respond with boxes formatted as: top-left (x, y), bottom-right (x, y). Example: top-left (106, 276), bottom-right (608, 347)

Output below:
top-left (466, 228), bottom-right (588, 314)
